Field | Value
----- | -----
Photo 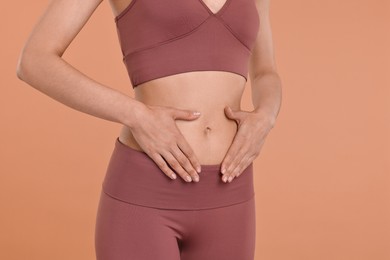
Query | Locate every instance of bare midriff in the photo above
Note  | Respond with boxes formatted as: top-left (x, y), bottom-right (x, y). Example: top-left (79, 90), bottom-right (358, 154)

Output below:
top-left (119, 71), bottom-right (246, 165)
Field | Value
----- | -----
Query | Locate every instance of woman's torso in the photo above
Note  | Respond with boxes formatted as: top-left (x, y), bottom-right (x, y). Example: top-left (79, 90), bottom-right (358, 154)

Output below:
top-left (110, 0), bottom-right (247, 165)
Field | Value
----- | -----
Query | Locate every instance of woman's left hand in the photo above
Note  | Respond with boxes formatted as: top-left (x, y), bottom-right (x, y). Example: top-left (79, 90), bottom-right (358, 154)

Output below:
top-left (221, 106), bottom-right (275, 183)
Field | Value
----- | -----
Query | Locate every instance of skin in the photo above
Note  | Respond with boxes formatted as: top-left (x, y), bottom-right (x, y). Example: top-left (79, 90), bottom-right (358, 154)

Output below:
top-left (16, 0), bottom-right (282, 184)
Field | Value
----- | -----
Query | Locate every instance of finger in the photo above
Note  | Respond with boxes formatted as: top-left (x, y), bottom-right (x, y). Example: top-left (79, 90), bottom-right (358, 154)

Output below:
top-left (148, 152), bottom-right (177, 180)
top-left (229, 143), bottom-right (263, 181)
top-left (229, 156), bottom-right (251, 182)
top-left (220, 138), bottom-right (244, 178)
top-left (170, 108), bottom-right (201, 121)
top-left (227, 153), bottom-right (253, 183)
top-left (161, 150), bottom-right (193, 183)
top-left (236, 156), bottom-right (253, 178)
top-left (223, 145), bottom-right (247, 183)
top-left (176, 135), bottom-right (202, 174)
top-left (170, 144), bottom-right (200, 182)
top-left (224, 106), bottom-right (244, 124)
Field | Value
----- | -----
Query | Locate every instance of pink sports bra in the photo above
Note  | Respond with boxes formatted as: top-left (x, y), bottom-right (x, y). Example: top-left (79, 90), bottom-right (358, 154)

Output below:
top-left (114, 0), bottom-right (260, 88)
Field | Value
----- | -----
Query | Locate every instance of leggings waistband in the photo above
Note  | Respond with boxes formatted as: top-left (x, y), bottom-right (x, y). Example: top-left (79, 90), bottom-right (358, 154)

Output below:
top-left (101, 137), bottom-right (255, 210)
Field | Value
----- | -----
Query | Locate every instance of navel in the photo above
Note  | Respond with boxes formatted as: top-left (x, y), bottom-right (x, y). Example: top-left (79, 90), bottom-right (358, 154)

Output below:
top-left (204, 126), bottom-right (212, 135)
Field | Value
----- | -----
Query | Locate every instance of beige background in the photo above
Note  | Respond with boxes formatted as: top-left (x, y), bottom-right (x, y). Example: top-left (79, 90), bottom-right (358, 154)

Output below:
top-left (1, 0), bottom-right (389, 259)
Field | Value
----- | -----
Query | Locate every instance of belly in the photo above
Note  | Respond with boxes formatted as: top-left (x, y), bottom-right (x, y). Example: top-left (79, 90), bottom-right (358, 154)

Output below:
top-left (119, 71), bottom-right (247, 164)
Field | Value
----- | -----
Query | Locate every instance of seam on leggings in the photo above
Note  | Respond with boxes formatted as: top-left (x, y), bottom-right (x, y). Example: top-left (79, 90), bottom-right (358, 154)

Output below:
top-left (102, 189), bottom-right (255, 211)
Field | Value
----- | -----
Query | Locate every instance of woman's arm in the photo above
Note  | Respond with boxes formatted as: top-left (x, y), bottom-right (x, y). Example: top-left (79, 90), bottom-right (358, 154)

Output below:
top-left (249, 0), bottom-right (282, 126)
top-left (15, 0), bottom-right (203, 182)
top-left (16, 0), bottom-right (146, 128)
top-left (220, 0), bottom-right (282, 183)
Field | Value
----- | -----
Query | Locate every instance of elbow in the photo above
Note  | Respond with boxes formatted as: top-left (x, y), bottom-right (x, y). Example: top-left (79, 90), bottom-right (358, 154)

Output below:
top-left (16, 50), bottom-right (51, 82)
top-left (16, 57), bottom-right (24, 80)
top-left (16, 65), bottom-right (26, 81)
top-left (16, 51), bottom-right (31, 81)
top-left (16, 49), bottom-right (60, 81)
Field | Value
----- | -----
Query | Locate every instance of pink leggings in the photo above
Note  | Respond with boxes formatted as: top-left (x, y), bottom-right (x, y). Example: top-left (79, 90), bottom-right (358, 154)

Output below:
top-left (95, 137), bottom-right (256, 260)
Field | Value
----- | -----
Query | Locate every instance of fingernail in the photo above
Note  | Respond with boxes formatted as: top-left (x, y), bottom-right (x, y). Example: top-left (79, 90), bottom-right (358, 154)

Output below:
top-left (222, 175), bottom-right (227, 182)
top-left (228, 176), bottom-right (233, 182)
top-left (197, 166), bottom-right (201, 173)
top-left (193, 111), bottom-right (201, 116)
top-left (194, 175), bottom-right (199, 182)
top-left (171, 173), bottom-right (177, 179)
top-left (186, 176), bottom-right (192, 182)
top-left (221, 168), bottom-right (226, 174)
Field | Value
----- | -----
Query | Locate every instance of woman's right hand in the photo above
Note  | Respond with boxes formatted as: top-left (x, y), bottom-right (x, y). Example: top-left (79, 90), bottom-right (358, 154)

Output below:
top-left (13, 0), bottom-right (201, 182)
top-left (128, 104), bottom-right (202, 182)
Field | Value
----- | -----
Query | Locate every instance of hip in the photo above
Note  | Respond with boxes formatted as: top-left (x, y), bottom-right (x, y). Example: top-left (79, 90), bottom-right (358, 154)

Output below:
top-left (101, 137), bottom-right (255, 210)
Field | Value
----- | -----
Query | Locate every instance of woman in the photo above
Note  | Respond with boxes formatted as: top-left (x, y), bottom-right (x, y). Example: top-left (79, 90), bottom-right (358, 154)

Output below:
top-left (16, 0), bottom-right (282, 259)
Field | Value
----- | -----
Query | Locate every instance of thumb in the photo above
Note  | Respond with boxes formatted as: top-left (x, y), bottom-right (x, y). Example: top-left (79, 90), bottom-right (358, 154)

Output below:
top-left (170, 108), bottom-right (201, 121)
top-left (224, 106), bottom-right (242, 124)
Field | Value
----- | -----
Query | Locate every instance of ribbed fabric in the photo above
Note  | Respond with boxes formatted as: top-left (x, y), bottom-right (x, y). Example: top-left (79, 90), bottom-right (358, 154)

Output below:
top-left (114, 0), bottom-right (260, 88)
top-left (101, 137), bottom-right (255, 210)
